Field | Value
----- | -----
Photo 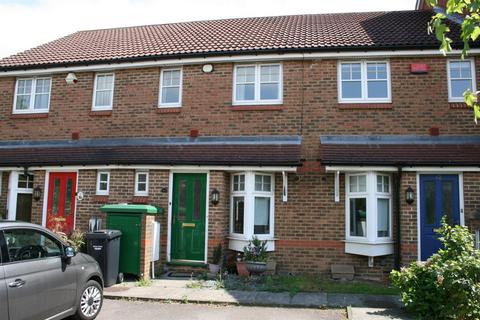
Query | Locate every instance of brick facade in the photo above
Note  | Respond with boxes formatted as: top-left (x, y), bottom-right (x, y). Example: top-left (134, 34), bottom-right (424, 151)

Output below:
top-left (1, 55), bottom-right (479, 280)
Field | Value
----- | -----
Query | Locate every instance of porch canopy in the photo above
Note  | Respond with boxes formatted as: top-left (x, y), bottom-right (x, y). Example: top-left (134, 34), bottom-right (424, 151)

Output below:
top-left (320, 135), bottom-right (480, 167)
top-left (0, 135), bottom-right (302, 168)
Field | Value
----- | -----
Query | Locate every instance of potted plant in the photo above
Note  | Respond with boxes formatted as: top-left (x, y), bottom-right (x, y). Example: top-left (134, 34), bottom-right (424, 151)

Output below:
top-left (235, 253), bottom-right (250, 276)
top-left (243, 237), bottom-right (268, 275)
top-left (208, 244), bottom-right (222, 274)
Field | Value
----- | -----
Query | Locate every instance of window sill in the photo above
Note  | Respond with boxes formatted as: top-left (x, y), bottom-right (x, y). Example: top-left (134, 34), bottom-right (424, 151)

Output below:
top-left (338, 103), bottom-right (393, 110)
top-left (344, 240), bottom-right (394, 257)
top-left (449, 102), bottom-right (468, 109)
top-left (157, 107), bottom-right (182, 113)
top-left (89, 110), bottom-right (112, 117)
top-left (10, 113), bottom-right (49, 119)
top-left (231, 105), bottom-right (285, 111)
top-left (228, 236), bottom-right (275, 252)
top-left (131, 196), bottom-right (149, 204)
top-left (93, 195), bottom-right (109, 203)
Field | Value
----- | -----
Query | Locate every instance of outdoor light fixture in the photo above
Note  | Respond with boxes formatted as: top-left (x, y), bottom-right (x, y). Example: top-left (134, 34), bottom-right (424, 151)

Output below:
top-left (33, 186), bottom-right (42, 202)
top-left (202, 64), bottom-right (214, 73)
top-left (210, 189), bottom-right (220, 206)
top-left (405, 186), bottom-right (415, 205)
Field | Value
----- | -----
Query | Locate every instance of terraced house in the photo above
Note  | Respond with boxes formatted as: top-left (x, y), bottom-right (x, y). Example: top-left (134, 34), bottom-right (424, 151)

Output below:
top-left (1, 5), bottom-right (479, 280)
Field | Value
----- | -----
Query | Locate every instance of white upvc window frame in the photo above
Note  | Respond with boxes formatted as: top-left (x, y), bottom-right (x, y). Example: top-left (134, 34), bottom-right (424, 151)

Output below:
top-left (338, 60), bottom-right (391, 103)
top-left (96, 171), bottom-right (110, 196)
top-left (13, 77), bottom-right (52, 114)
top-left (345, 172), bottom-right (393, 243)
top-left (229, 172), bottom-right (275, 240)
top-left (158, 68), bottom-right (183, 108)
top-left (134, 171), bottom-right (149, 196)
top-left (447, 58), bottom-right (477, 102)
top-left (92, 73), bottom-right (115, 111)
top-left (232, 63), bottom-right (283, 105)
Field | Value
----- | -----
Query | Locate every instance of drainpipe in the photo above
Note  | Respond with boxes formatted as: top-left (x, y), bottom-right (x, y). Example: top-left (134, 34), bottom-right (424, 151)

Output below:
top-left (394, 166), bottom-right (402, 270)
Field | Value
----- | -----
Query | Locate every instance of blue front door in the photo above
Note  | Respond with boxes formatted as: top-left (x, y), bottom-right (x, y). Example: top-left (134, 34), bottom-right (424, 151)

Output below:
top-left (419, 174), bottom-right (460, 260)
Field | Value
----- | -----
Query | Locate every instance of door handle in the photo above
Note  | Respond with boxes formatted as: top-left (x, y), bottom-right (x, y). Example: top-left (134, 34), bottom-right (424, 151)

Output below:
top-left (8, 279), bottom-right (26, 288)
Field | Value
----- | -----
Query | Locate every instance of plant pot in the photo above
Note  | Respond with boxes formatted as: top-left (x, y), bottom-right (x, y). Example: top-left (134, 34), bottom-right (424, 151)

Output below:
top-left (236, 261), bottom-right (250, 276)
top-left (265, 260), bottom-right (277, 275)
top-left (209, 263), bottom-right (220, 274)
top-left (245, 261), bottom-right (267, 275)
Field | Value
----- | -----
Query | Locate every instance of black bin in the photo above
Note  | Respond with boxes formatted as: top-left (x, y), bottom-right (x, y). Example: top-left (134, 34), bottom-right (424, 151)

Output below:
top-left (85, 229), bottom-right (122, 287)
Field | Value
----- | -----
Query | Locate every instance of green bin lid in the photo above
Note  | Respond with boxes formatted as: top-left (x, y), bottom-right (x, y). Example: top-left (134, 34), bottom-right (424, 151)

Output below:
top-left (100, 204), bottom-right (161, 215)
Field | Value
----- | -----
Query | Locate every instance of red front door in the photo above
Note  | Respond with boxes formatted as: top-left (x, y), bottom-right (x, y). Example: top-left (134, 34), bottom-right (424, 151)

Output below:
top-left (46, 172), bottom-right (77, 234)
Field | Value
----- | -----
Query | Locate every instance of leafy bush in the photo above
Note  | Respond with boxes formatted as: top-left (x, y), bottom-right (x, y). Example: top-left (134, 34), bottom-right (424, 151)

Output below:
top-left (391, 218), bottom-right (480, 320)
top-left (243, 237), bottom-right (268, 262)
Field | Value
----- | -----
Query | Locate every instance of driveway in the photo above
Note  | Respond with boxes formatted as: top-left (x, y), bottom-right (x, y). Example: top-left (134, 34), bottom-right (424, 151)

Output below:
top-left (96, 299), bottom-right (346, 320)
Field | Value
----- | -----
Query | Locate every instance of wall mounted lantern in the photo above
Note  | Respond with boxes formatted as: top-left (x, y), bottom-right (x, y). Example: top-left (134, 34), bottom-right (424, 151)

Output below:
top-left (405, 186), bottom-right (415, 205)
top-left (33, 186), bottom-right (42, 202)
top-left (210, 189), bottom-right (220, 206)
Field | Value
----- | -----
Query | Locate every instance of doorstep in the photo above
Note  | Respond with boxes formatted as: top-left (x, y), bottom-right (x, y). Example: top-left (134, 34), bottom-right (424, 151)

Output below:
top-left (104, 279), bottom-right (404, 309)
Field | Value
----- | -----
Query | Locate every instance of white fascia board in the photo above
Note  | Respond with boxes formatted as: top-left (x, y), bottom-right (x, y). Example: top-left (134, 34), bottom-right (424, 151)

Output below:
top-left (0, 164), bottom-right (298, 172)
top-left (2, 49), bottom-right (479, 77)
top-left (325, 165), bottom-right (398, 172)
top-left (326, 165), bottom-right (480, 172)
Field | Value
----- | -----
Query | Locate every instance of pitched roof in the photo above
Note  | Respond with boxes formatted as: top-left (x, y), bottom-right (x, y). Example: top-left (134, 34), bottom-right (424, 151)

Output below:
top-left (320, 135), bottom-right (480, 166)
top-left (0, 136), bottom-right (302, 167)
top-left (0, 10), bottom-right (466, 71)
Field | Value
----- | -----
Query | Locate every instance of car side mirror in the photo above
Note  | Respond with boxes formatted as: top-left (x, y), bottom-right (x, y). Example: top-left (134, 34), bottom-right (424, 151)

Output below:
top-left (64, 246), bottom-right (76, 258)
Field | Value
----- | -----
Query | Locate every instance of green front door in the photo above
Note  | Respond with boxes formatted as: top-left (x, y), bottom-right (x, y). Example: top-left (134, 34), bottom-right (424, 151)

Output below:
top-left (171, 173), bottom-right (207, 262)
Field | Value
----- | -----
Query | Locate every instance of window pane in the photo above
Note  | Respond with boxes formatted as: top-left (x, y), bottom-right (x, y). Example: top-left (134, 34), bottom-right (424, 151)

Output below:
top-left (233, 175), bottom-right (245, 191)
top-left (450, 61), bottom-right (472, 78)
top-left (349, 176), bottom-right (358, 193)
top-left (95, 91), bottom-right (112, 106)
top-left (451, 79), bottom-right (472, 98)
top-left (34, 93), bottom-right (49, 109)
top-left (35, 78), bottom-right (50, 94)
top-left (163, 70), bottom-right (181, 86)
top-left (138, 174), bottom-right (147, 183)
top-left (255, 175), bottom-right (262, 191)
top-left (193, 179), bottom-right (201, 220)
top-left (341, 63), bottom-right (361, 80)
top-left (260, 83), bottom-right (279, 100)
top-left (16, 95), bottom-right (30, 110)
top-left (367, 63), bottom-right (387, 80)
top-left (233, 196), bottom-right (244, 234)
top-left (350, 198), bottom-right (367, 237)
top-left (263, 175), bottom-right (271, 192)
top-left (4, 229), bottom-right (61, 261)
top-left (425, 181), bottom-right (435, 225)
top-left (137, 183), bottom-right (146, 192)
top-left (52, 178), bottom-right (60, 215)
top-left (236, 66), bottom-right (255, 83)
top-left (254, 197), bottom-right (270, 234)
top-left (162, 87), bottom-right (180, 104)
top-left (442, 181), bottom-right (453, 224)
top-left (17, 79), bottom-right (32, 94)
top-left (358, 175), bottom-right (366, 192)
top-left (377, 198), bottom-right (390, 237)
top-left (178, 180), bottom-right (187, 217)
top-left (96, 75), bottom-right (114, 90)
top-left (99, 182), bottom-right (108, 191)
top-left (260, 65), bottom-right (280, 82)
top-left (367, 80), bottom-right (388, 98)
top-left (342, 81), bottom-right (362, 99)
top-left (64, 178), bottom-right (73, 215)
top-left (236, 84), bottom-right (255, 101)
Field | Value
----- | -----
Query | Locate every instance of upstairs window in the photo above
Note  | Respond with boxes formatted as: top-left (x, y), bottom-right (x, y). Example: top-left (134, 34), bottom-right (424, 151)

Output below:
top-left (135, 171), bottom-right (149, 196)
top-left (338, 61), bottom-right (391, 103)
top-left (233, 63), bottom-right (282, 105)
top-left (96, 171), bottom-right (110, 196)
top-left (92, 73), bottom-right (115, 110)
top-left (159, 68), bottom-right (182, 107)
top-left (448, 59), bottom-right (476, 102)
top-left (13, 77), bottom-right (51, 113)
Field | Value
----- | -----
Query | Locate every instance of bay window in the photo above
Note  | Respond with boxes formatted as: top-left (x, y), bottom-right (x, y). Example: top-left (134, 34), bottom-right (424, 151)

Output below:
top-left (230, 172), bottom-right (275, 251)
top-left (345, 172), bottom-right (393, 257)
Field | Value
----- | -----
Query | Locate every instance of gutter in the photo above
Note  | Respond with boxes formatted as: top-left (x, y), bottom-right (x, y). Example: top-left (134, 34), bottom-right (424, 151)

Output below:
top-left (394, 166), bottom-right (402, 270)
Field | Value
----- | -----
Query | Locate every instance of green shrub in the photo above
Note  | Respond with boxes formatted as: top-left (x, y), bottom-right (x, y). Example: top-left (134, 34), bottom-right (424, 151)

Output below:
top-left (391, 218), bottom-right (480, 320)
top-left (243, 236), bottom-right (268, 262)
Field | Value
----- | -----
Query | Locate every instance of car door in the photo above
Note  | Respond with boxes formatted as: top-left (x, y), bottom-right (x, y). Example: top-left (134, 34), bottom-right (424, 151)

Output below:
top-left (0, 232), bottom-right (9, 320)
top-left (3, 228), bottom-right (76, 320)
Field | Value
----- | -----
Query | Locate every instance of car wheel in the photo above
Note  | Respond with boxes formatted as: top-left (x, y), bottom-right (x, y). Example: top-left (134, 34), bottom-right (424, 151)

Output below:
top-left (73, 280), bottom-right (103, 320)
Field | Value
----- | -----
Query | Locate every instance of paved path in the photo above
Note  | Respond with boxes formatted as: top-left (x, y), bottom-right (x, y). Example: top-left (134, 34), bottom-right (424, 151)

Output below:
top-left (97, 299), bottom-right (346, 320)
top-left (351, 307), bottom-right (414, 320)
top-left (104, 279), bottom-right (402, 309)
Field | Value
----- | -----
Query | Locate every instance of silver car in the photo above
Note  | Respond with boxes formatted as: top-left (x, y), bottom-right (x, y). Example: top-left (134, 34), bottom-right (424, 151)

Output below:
top-left (0, 221), bottom-right (104, 320)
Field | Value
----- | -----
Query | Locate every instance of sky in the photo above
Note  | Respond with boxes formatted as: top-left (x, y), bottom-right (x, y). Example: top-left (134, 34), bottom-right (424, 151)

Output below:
top-left (0, 0), bottom-right (416, 58)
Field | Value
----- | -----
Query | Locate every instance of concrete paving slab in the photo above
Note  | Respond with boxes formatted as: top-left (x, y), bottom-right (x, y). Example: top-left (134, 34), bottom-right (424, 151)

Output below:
top-left (351, 307), bottom-right (414, 320)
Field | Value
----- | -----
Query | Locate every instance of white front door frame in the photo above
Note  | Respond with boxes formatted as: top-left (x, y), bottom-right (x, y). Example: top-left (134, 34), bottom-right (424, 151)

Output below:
top-left (167, 170), bottom-right (210, 264)
top-left (7, 171), bottom-right (34, 221)
top-left (415, 172), bottom-right (464, 261)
